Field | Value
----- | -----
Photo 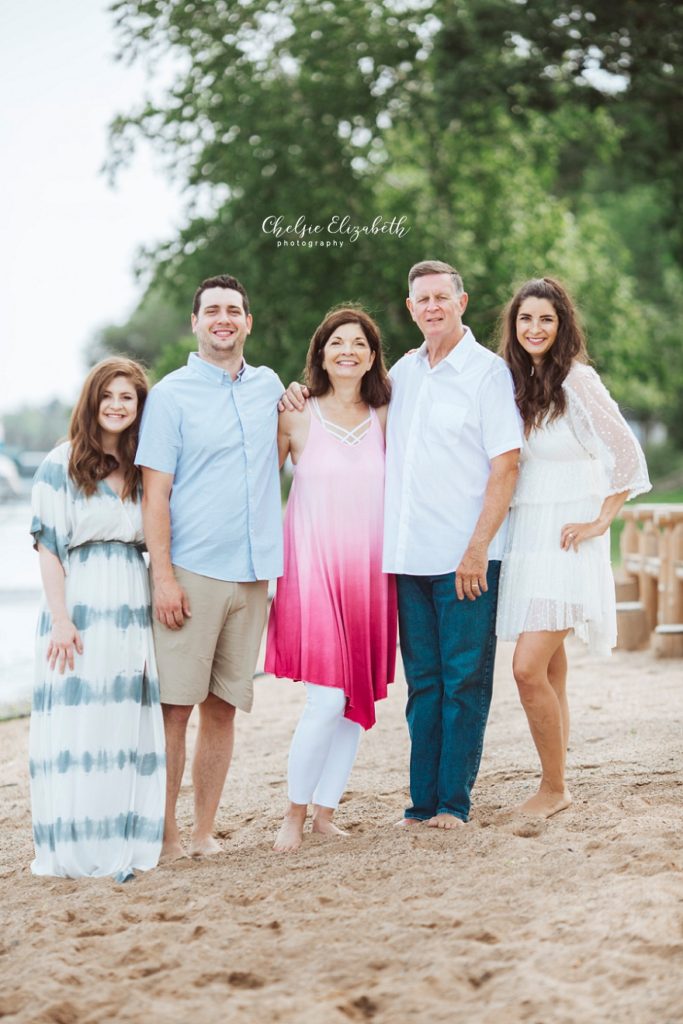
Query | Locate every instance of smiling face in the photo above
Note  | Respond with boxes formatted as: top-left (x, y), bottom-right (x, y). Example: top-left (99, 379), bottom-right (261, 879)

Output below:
top-left (406, 272), bottom-right (468, 347)
top-left (191, 286), bottom-right (253, 364)
top-left (97, 375), bottom-right (139, 441)
top-left (515, 296), bottom-right (559, 365)
top-left (321, 321), bottom-right (375, 385)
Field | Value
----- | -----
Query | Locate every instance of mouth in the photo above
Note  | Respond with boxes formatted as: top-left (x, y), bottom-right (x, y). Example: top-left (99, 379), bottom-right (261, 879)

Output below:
top-left (335, 360), bottom-right (359, 366)
top-left (211, 327), bottom-right (237, 340)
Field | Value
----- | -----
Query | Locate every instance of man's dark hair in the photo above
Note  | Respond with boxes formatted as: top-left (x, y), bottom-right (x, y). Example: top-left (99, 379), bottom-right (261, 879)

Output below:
top-left (192, 275), bottom-right (250, 316)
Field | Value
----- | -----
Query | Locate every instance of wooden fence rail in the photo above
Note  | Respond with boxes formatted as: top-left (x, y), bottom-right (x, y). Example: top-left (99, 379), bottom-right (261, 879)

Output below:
top-left (616, 504), bottom-right (683, 656)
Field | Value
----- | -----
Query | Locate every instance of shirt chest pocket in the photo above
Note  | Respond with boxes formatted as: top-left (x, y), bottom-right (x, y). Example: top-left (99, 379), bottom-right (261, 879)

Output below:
top-left (428, 401), bottom-right (468, 445)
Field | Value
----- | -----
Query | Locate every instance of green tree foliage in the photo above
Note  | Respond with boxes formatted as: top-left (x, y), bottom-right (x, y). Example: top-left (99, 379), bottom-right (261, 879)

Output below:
top-left (2, 400), bottom-right (71, 451)
top-left (102, 0), bottom-right (683, 432)
top-left (90, 285), bottom-right (188, 370)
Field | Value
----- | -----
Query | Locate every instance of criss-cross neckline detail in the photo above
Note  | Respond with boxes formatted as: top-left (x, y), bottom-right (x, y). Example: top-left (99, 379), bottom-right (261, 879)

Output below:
top-left (311, 397), bottom-right (372, 446)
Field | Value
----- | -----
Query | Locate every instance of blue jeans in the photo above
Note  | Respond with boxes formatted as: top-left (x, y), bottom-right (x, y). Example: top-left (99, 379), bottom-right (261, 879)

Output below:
top-left (397, 563), bottom-right (500, 823)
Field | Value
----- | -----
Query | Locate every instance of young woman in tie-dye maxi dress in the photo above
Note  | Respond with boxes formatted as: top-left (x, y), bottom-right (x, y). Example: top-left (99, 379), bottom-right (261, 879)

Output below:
top-left (29, 359), bottom-right (165, 881)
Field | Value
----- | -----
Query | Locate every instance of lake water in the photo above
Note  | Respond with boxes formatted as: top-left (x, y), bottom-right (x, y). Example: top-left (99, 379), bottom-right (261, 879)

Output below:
top-left (0, 501), bottom-right (40, 714)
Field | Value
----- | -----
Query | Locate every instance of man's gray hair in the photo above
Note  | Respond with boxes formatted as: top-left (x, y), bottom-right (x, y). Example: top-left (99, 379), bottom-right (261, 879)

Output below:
top-left (408, 260), bottom-right (464, 298)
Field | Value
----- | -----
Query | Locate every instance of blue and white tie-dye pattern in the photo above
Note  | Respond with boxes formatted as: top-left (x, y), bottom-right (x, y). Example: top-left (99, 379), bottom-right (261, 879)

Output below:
top-left (29, 443), bottom-right (166, 881)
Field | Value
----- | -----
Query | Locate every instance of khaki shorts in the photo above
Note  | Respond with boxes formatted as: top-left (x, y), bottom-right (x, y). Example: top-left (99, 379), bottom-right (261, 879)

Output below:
top-left (152, 565), bottom-right (268, 711)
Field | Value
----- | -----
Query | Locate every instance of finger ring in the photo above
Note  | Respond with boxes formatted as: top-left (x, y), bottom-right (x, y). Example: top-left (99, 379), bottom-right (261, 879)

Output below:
top-left (568, 532), bottom-right (575, 539)
top-left (473, 583), bottom-right (480, 590)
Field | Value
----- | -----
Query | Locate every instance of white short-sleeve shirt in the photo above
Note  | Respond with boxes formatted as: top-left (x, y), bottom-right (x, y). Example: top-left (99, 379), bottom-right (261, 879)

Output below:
top-left (383, 328), bottom-right (523, 576)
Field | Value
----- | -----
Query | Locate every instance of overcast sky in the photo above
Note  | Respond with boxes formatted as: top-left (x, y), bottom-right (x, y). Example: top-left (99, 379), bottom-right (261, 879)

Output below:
top-left (0, 1), bottom-right (182, 414)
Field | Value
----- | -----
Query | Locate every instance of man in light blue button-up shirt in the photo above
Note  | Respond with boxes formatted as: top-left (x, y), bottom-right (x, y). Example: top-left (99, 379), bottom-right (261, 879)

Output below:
top-left (136, 274), bottom-right (283, 860)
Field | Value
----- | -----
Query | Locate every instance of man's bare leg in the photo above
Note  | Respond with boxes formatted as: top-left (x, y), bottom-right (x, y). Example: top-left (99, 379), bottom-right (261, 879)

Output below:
top-left (161, 702), bottom-right (194, 859)
top-left (512, 630), bottom-right (573, 818)
top-left (274, 802), bottom-right (307, 852)
top-left (190, 692), bottom-right (235, 856)
top-left (312, 804), bottom-right (349, 837)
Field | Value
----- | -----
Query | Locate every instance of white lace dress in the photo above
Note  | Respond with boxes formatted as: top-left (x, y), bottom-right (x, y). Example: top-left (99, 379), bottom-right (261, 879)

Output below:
top-left (496, 362), bottom-right (651, 655)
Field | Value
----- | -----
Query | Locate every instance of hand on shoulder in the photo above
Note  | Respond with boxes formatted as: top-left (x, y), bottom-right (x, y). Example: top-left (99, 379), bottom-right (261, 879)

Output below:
top-left (279, 403), bottom-right (310, 429)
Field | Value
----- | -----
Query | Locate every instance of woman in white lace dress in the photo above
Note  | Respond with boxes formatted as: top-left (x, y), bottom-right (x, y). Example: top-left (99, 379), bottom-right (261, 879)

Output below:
top-left (496, 278), bottom-right (650, 817)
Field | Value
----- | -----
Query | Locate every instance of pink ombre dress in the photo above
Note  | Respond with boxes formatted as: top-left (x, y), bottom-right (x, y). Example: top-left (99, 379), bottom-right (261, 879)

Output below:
top-left (265, 399), bottom-right (397, 730)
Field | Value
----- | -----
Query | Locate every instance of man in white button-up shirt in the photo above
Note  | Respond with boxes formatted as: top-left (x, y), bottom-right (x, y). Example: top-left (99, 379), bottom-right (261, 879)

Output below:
top-left (387, 261), bottom-right (522, 830)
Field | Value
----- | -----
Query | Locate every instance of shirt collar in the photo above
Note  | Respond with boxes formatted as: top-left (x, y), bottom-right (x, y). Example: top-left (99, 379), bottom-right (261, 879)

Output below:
top-left (416, 326), bottom-right (475, 373)
top-left (188, 351), bottom-right (249, 384)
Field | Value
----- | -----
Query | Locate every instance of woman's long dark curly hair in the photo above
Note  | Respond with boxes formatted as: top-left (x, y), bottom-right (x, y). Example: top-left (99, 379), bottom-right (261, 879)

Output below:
top-left (68, 358), bottom-right (149, 500)
top-left (498, 277), bottom-right (588, 433)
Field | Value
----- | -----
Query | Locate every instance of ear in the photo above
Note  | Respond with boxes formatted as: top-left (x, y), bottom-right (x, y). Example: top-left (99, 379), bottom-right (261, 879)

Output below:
top-left (406, 296), bottom-right (417, 322)
top-left (191, 313), bottom-right (198, 334)
top-left (458, 292), bottom-right (469, 315)
top-left (245, 313), bottom-right (253, 336)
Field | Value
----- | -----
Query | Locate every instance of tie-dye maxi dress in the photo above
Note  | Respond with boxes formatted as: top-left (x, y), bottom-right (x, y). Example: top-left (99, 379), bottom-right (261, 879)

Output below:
top-left (29, 442), bottom-right (165, 881)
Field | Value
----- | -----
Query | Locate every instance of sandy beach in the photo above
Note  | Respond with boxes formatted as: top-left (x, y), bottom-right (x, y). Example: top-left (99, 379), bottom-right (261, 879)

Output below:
top-left (1, 639), bottom-right (682, 1024)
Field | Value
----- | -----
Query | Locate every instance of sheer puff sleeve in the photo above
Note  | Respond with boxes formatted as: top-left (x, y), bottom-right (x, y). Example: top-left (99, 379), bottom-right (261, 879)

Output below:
top-left (563, 363), bottom-right (651, 500)
top-left (30, 442), bottom-right (73, 574)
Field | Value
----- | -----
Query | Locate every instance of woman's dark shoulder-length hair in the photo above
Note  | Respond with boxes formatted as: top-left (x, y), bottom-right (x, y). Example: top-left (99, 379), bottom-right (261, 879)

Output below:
top-left (305, 305), bottom-right (392, 408)
top-left (68, 357), bottom-right (150, 501)
top-left (497, 277), bottom-right (589, 432)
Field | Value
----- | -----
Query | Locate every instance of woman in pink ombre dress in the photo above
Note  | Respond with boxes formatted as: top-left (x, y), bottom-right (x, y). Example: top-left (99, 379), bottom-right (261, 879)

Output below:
top-left (265, 306), bottom-right (396, 852)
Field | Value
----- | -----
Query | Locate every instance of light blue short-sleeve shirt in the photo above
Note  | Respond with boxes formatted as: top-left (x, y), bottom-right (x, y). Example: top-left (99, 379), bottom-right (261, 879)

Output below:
top-left (136, 352), bottom-right (284, 582)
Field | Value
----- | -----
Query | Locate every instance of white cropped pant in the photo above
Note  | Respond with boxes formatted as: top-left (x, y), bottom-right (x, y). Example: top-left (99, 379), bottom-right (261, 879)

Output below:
top-left (288, 683), bottom-right (362, 808)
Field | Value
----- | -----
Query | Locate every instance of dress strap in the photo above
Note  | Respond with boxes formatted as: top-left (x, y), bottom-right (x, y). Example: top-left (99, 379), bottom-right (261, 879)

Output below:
top-left (310, 397), bottom-right (372, 447)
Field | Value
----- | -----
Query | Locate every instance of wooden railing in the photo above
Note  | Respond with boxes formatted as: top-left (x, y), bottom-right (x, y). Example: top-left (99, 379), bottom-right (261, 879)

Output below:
top-left (616, 504), bottom-right (683, 656)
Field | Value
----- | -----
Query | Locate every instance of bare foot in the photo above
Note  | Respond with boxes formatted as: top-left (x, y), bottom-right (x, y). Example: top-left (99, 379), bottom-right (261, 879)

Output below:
top-left (394, 817), bottom-right (424, 828)
top-left (273, 810), bottom-right (306, 852)
top-left (513, 788), bottom-right (572, 819)
top-left (189, 833), bottom-right (223, 857)
top-left (159, 839), bottom-right (187, 862)
top-left (426, 813), bottom-right (465, 830)
top-left (312, 808), bottom-right (349, 837)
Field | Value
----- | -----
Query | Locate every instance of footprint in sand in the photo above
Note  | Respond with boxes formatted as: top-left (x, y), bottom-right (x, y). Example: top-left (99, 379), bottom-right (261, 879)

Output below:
top-left (337, 994), bottom-right (379, 1020)
top-left (512, 819), bottom-right (547, 838)
top-left (228, 971), bottom-right (265, 990)
top-left (192, 970), bottom-right (266, 989)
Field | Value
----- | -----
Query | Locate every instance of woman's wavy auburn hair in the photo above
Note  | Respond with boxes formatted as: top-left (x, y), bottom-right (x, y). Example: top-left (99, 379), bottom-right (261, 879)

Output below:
top-left (68, 358), bottom-right (149, 500)
top-left (498, 277), bottom-right (588, 433)
top-left (305, 305), bottom-right (391, 407)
